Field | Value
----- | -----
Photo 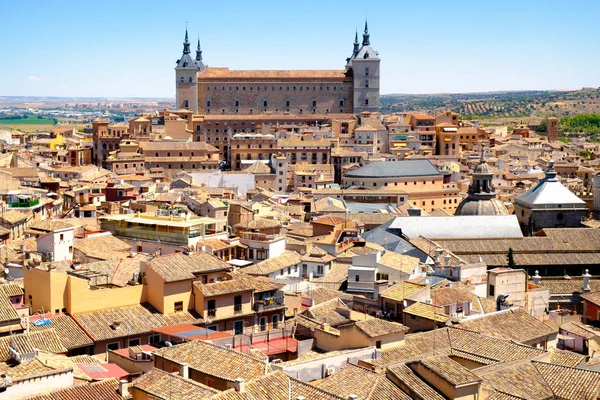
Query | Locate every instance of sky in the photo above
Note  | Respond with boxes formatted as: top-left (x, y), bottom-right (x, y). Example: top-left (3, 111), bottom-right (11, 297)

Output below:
top-left (0, 0), bottom-right (599, 98)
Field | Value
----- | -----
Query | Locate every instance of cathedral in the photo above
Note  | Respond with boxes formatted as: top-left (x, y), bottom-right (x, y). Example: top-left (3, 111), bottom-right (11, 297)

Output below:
top-left (175, 22), bottom-right (380, 116)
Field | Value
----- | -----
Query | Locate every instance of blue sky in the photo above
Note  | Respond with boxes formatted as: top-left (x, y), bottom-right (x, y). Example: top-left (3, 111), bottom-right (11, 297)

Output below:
top-left (1, 0), bottom-right (598, 98)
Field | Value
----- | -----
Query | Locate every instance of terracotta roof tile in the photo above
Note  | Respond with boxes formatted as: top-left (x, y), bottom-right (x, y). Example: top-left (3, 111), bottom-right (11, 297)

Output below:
top-left (313, 363), bottom-right (411, 400)
top-left (25, 378), bottom-right (124, 400)
top-left (148, 252), bottom-right (232, 283)
top-left (29, 315), bottom-right (93, 350)
top-left (153, 340), bottom-right (269, 383)
top-left (130, 368), bottom-right (218, 399)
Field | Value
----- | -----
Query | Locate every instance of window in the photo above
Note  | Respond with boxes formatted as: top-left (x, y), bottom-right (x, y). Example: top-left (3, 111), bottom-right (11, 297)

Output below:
top-left (339, 100), bottom-right (344, 107)
top-left (234, 100), bottom-right (239, 107)
top-left (365, 67), bottom-right (370, 76)
top-left (312, 100), bottom-right (317, 107)
top-left (59, 234), bottom-right (64, 241)
top-left (260, 316), bottom-right (267, 331)
top-left (286, 100), bottom-right (290, 107)
top-left (489, 285), bottom-right (495, 297)
top-left (128, 338), bottom-right (141, 347)
top-left (149, 334), bottom-right (161, 345)
top-left (183, 100), bottom-right (189, 108)
top-left (364, 99), bottom-right (369, 105)
top-left (107, 342), bottom-right (120, 351)
top-left (263, 100), bottom-right (268, 107)
top-left (234, 295), bottom-right (242, 313)
top-left (174, 301), bottom-right (183, 312)
top-left (317, 265), bottom-right (324, 275)
top-left (355, 275), bottom-right (360, 282)
top-left (364, 79), bottom-right (369, 88)
top-left (272, 314), bottom-right (280, 329)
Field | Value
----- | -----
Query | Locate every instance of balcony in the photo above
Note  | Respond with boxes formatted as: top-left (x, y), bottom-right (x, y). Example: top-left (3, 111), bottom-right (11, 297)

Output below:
top-left (207, 309), bottom-right (217, 318)
top-left (254, 296), bottom-right (285, 312)
top-left (234, 304), bottom-right (242, 314)
top-left (347, 281), bottom-right (375, 293)
top-left (8, 198), bottom-right (40, 208)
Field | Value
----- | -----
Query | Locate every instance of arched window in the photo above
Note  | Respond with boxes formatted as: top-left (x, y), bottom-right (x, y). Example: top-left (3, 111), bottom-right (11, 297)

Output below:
top-left (102, 143), bottom-right (107, 150)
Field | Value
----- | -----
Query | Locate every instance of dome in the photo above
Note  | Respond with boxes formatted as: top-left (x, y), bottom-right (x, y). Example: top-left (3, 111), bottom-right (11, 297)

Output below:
top-left (473, 161), bottom-right (491, 175)
top-left (455, 197), bottom-right (509, 216)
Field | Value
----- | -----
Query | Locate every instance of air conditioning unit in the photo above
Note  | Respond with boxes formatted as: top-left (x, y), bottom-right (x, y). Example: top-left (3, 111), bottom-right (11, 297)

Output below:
top-left (325, 367), bottom-right (335, 377)
top-left (225, 344), bottom-right (232, 350)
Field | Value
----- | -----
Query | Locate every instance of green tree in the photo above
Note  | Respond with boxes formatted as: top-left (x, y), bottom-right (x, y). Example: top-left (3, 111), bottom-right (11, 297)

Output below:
top-left (536, 120), bottom-right (547, 132)
top-left (507, 248), bottom-right (516, 269)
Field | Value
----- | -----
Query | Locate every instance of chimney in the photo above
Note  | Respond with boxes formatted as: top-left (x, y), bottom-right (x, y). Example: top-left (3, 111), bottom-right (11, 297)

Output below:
top-left (296, 397), bottom-right (306, 400)
top-left (348, 395), bottom-right (359, 400)
top-left (233, 378), bottom-right (245, 393)
top-left (583, 269), bottom-right (592, 292)
top-left (118, 379), bottom-right (129, 396)
top-left (532, 270), bottom-right (542, 285)
top-left (374, 348), bottom-right (382, 360)
top-left (178, 362), bottom-right (189, 379)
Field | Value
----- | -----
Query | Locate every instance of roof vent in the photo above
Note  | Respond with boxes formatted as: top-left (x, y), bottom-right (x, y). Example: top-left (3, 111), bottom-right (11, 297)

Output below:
top-left (111, 321), bottom-right (121, 330)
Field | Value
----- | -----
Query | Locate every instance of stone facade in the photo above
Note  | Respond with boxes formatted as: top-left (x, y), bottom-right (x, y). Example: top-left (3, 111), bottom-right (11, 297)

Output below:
top-left (175, 23), bottom-right (380, 116)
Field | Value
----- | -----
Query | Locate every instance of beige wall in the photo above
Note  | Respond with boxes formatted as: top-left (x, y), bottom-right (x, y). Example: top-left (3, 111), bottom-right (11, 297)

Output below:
top-left (24, 267), bottom-right (69, 314)
top-left (67, 276), bottom-right (147, 314)
top-left (410, 363), bottom-right (480, 400)
top-left (193, 286), bottom-right (253, 320)
top-left (314, 324), bottom-right (404, 352)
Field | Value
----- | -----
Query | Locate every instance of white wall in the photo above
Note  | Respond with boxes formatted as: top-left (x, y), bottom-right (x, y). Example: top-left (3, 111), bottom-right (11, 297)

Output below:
top-left (0, 370), bottom-right (73, 399)
top-left (36, 229), bottom-right (74, 262)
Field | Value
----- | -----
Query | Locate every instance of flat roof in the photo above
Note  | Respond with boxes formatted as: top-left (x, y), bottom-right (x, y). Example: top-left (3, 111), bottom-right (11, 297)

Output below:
top-left (344, 160), bottom-right (442, 179)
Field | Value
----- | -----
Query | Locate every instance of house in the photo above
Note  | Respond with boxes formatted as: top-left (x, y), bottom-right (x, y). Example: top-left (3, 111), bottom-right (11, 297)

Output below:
top-left (152, 339), bottom-right (270, 391)
top-left (128, 367), bottom-right (219, 399)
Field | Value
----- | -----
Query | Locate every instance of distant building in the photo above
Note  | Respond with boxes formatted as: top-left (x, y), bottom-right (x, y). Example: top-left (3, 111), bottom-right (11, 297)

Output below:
top-left (515, 160), bottom-right (588, 235)
top-left (175, 22), bottom-right (380, 115)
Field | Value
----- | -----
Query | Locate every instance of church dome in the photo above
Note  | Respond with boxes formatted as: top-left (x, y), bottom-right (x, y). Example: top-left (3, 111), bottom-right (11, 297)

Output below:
top-left (455, 148), bottom-right (509, 216)
top-left (455, 197), bottom-right (509, 216)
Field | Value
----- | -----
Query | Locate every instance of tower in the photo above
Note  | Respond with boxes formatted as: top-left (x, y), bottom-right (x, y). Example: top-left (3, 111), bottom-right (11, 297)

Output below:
top-left (175, 27), bottom-right (205, 113)
top-left (547, 117), bottom-right (559, 142)
top-left (351, 19), bottom-right (380, 114)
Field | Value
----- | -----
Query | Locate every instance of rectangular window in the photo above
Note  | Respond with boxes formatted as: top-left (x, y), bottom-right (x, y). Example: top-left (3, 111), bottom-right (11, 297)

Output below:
top-left (128, 338), bottom-right (141, 347)
top-left (174, 301), bottom-right (183, 312)
top-left (149, 334), bottom-right (161, 345)
top-left (107, 342), bottom-right (120, 351)
top-left (355, 275), bottom-right (360, 282)
top-left (489, 285), bottom-right (495, 297)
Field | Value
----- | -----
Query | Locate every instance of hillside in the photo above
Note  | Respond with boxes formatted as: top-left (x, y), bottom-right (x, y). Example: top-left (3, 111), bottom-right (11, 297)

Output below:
top-left (380, 87), bottom-right (600, 119)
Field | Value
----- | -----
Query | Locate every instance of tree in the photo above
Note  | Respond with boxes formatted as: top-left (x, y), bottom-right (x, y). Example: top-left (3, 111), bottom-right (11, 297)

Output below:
top-left (536, 120), bottom-right (547, 132)
top-left (507, 248), bottom-right (516, 269)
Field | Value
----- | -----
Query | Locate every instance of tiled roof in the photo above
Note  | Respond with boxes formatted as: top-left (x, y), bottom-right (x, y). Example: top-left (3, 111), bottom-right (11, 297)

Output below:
top-left (149, 252), bottom-right (232, 283)
top-left (194, 271), bottom-right (261, 298)
top-left (0, 357), bottom-right (59, 380)
top-left (430, 286), bottom-right (492, 314)
top-left (370, 327), bottom-right (545, 367)
top-left (24, 378), bottom-right (124, 400)
top-left (548, 348), bottom-right (585, 367)
top-left (233, 218), bottom-right (281, 230)
top-left (311, 262), bottom-right (349, 285)
top-left (153, 340), bottom-right (270, 383)
top-left (0, 329), bottom-right (66, 362)
top-left (198, 67), bottom-right (347, 79)
top-left (380, 281), bottom-right (426, 302)
top-left (353, 319), bottom-right (408, 338)
top-left (73, 234), bottom-right (131, 260)
top-left (313, 363), bottom-right (411, 400)
top-left (72, 303), bottom-right (202, 342)
top-left (457, 308), bottom-right (556, 344)
top-left (298, 287), bottom-right (353, 306)
top-left (1, 210), bottom-right (28, 224)
top-left (581, 291), bottom-right (600, 306)
top-left (29, 220), bottom-right (73, 232)
top-left (560, 321), bottom-right (599, 339)
top-left (130, 368), bottom-right (219, 399)
top-left (403, 302), bottom-right (450, 323)
top-left (29, 315), bottom-right (93, 350)
top-left (306, 298), bottom-right (351, 327)
top-left (0, 283), bottom-right (23, 297)
top-left (0, 287), bottom-right (21, 324)
top-left (415, 355), bottom-right (481, 386)
top-left (377, 251), bottom-right (419, 274)
top-left (213, 370), bottom-right (344, 400)
top-left (243, 250), bottom-right (302, 276)
top-left (387, 364), bottom-right (445, 400)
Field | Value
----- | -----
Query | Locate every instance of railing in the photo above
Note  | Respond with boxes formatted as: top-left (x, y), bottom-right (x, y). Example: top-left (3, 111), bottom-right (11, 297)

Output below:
top-left (8, 199), bottom-right (40, 208)
top-left (234, 304), bottom-right (242, 314)
top-left (254, 296), bottom-right (285, 312)
top-left (207, 309), bottom-right (217, 318)
top-left (347, 281), bottom-right (375, 292)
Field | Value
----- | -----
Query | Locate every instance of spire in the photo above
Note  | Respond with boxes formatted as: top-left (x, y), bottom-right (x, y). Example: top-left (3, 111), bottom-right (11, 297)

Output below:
top-left (362, 18), bottom-right (370, 46)
top-left (352, 29), bottom-right (360, 56)
top-left (182, 25), bottom-right (191, 55)
top-left (196, 36), bottom-right (203, 61)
